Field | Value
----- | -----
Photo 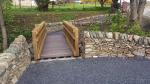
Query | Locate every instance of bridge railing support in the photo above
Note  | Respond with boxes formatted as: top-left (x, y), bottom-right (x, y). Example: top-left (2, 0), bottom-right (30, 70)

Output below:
top-left (32, 21), bottom-right (47, 60)
top-left (63, 21), bottom-right (79, 57)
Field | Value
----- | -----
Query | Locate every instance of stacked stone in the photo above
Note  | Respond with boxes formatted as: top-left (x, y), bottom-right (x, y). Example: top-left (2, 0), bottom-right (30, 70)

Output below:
top-left (0, 35), bottom-right (31, 84)
top-left (46, 14), bottom-right (106, 33)
top-left (84, 31), bottom-right (150, 59)
top-left (46, 22), bottom-right (63, 33)
top-left (72, 15), bottom-right (105, 26)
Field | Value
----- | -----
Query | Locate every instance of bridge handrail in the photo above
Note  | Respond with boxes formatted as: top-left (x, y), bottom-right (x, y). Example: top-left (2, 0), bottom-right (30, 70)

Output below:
top-left (63, 21), bottom-right (79, 57)
top-left (32, 21), bottom-right (47, 60)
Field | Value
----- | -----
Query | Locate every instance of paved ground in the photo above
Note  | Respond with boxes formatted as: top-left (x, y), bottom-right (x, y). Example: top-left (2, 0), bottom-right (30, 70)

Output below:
top-left (17, 57), bottom-right (150, 84)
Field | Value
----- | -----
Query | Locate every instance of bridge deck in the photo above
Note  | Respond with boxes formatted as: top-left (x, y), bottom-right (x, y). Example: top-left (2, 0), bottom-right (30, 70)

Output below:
top-left (41, 31), bottom-right (73, 59)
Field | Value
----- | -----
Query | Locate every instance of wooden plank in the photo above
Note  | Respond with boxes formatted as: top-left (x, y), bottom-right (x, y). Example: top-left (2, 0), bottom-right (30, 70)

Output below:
top-left (41, 31), bottom-right (73, 59)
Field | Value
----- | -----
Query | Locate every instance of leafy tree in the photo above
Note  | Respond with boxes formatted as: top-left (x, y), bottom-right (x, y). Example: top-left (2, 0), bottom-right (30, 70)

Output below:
top-left (0, 0), bottom-right (12, 50)
top-left (98, 0), bottom-right (107, 7)
top-left (35, 0), bottom-right (50, 11)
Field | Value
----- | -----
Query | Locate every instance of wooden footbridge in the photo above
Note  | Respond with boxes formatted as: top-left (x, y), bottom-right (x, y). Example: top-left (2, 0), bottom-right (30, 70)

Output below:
top-left (32, 21), bottom-right (79, 60)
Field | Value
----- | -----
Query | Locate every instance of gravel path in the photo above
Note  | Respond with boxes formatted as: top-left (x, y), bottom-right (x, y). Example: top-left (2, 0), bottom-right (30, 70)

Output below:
top-left (17, 57), bottom-right (150, 84)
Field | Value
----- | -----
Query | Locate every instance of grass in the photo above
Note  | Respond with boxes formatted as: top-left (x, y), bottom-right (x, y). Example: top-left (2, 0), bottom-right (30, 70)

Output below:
top-left (11, 3), bottom-right (110, 14)
top-left (0, 3), bottom-right (111, 51)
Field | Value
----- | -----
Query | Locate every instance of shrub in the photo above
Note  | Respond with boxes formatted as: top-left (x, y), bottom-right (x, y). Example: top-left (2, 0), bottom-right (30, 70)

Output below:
top-left (127, 22), bottom-right (145, 36)
top-left (109, 11), bottom-right (127, 33)
top-left (88, 23), bottom-right (100, 31)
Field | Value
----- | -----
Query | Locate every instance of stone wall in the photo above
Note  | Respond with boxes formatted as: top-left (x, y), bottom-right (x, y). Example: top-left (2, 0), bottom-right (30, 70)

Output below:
top-left (46, 22), bottom-right (63, 33)
top-left (0, 35), bottom-right (31, 84)
top-left (46, 15), bottom-right (105, 33)
top-left (84, 31), bottom-right (150, 59)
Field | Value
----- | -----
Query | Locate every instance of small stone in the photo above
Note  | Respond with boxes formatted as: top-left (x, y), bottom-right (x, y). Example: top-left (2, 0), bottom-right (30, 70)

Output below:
top-left (144, 37), bottom-right (149, 45)
top-left (0, 66), bottom-right (6, 77)
top-left (127, 54), bottom-right (135, 58)
top-left (113, 32), bottom-right (120, 40)
top-left (120, 33), bottom-right (128, 40)
top-left (106, 32), bottom-right (113, 39)
top-left (133, 35), bottom-right (140, 43)
top-left (85, 45), bottom-right (93, 48)
top-left (91, 32), bottom-right (97, 38)
top-left (98, 31), bottom-right (104, 38)
top-left (85, 48), bottom-right (93, 52)
top-left (146, 49), bottom-right (150, 55)
top-left (146, 37), bottom-right (150, 45)
top-left (11, 76), bottom-right (18, 84)
top-left (105, 39), bottom-right (113, 41)
top-left (128, 35), bottom-right (133, 42)
top-left (84, 31), bottom-right (90, 38)
top-left (138, 37), bottom-right (144, 45)
top-left (133, 48), bottom-right (145, 57)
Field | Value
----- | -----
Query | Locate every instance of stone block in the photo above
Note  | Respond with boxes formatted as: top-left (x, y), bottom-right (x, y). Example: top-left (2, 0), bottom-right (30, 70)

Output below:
top-left (0, 66), bottom-right (6, 77)
top-left (133, 35), bottom-right (140, 43)
top-left (133, 48), bottom-right (145, 57)
top-left (120, 33), bottom-right (128, 40)
top-left (113, 32), bottom-right (120, 40)
top-left (98, 31), bottom-right (104, 38)
top-left (84, 31), bottom-right (90, 38)
top-left (128, 35), bottom-right (133, 42)
top-left (106, 32), bottom-right (113, 39)
top-left (138, 37), bottom-right (144, 45)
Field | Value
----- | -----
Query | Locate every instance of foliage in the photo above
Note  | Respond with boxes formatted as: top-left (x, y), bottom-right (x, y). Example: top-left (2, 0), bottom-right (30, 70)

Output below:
top-left (81, 0), bottom-right (97, 3)
top-left (0, 0), bottom-right (13, 51)
top-left (127, 22), bottom-right (145, 36)
top-left (4, 5), bottom-right (109, 44)
top-left (109, 11), bottom-right (127, 33)
top-left (88, 23), bottom-right (100, 31)
top-left (105, 0), bottom-right (112, 4)
top-left (108, 11), bottom-right (150, 37)
top-left (2, 0), bottom-right (14, 25)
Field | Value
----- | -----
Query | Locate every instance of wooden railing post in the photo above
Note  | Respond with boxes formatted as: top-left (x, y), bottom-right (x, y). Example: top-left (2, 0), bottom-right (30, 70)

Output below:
top-left (63, 21), bottom-right (79, 57)
top-left (32, 21), bottom-right (47, 60)
top-left (74, 28), bottom-right (79, 56)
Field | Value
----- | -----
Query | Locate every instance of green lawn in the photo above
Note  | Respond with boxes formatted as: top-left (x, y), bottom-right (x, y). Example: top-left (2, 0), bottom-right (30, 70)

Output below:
top-left (11, 3), bottom-right (110, 14)
top-left (0, 3), bottom-right (111, 51)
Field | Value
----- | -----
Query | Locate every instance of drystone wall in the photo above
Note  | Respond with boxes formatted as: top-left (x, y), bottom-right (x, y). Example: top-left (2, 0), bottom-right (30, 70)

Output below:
top-left (46, 22), bottom-right (63, 33)
top-left (46, 15), bottom-right (106, 33)
top-left (0, 35), bottom-right (31, 84)
top-left (84, 31), bottom-right (150, 59)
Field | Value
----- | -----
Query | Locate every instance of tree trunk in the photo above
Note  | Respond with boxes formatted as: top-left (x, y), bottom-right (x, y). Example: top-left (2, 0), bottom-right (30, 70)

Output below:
top-left (19, 0), bottom-right (21, 8)
top-left (35, 0), bottom-right (49, 11)
top-left (129, 0), bottom-right (146, 25)
top-left (0, 5), bottom-right (8, 50)
top-left (101, 2), bottom-right (104, 8)
top-left (129, 0), bottom-right (138, 22)
top-left (137, 0), bottom-right (146, 23)
top-left (111, 0), bottom-right (119, 12)
top-left (98, 0), bottom-right (106, 8)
